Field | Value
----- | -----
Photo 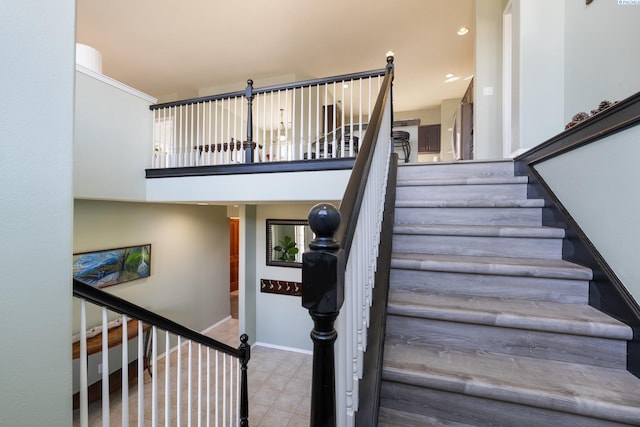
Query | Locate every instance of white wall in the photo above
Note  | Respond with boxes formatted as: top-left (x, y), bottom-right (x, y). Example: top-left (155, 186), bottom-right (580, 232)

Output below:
top-left (474, 0), bottom-right (504, 159)
top-left (534, 125), bottom-right (640, 306)
top-left (147, 169), bottom-right (351, 204)
top-left (254, 204), bottom-right (322, 351)
top-left (74, 69), bottom-right (155, 201)
top-left (563, 1), bottom-right (640, 121)
top-left (511, 0), bottom-right (565, 154)
top-left (0, 1), bottom-right (75, 424)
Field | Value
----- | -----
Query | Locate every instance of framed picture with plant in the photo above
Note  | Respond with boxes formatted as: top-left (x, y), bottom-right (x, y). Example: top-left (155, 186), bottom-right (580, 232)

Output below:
top-left (266, 219), bottom-right (313, 268)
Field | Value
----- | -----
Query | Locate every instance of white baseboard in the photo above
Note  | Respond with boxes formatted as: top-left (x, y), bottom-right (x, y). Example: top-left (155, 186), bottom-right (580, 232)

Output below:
top-left (156, 315), bottom-right (234, 361)
top-left (254, 341), bottom-right (312, 355)
top-left (200, 315), bottom-right (233, 335)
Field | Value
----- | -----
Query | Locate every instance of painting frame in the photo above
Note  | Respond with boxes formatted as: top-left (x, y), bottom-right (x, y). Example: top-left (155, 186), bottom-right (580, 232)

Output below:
top-left (266, 219), bottom-right (312, 268)
top-left (73, 244), bottom-right (151, 288)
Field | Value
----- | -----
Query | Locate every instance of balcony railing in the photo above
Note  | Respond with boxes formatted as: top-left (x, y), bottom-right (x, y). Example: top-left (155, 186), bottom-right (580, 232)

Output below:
top-left (149, 69), bottom-right (386, 169)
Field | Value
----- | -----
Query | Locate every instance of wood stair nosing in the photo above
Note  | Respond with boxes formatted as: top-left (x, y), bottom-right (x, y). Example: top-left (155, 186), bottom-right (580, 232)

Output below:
top-left (386, 291), bottom-right (633, 341)
top-left (390, 253), bottom-right (594, 281)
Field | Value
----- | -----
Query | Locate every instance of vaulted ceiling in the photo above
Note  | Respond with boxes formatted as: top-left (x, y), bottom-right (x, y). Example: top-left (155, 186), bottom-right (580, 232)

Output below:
top-left (76, 0), bottom-right (474, 112)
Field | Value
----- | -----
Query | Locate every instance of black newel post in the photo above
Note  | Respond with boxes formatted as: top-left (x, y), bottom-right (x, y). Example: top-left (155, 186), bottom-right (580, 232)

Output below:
top-left (244, 79), bottom-right (255, 164)
top-left (239, 333), bottom-right (251, 427)
top-left (302, 203), bottom-right (344, 427)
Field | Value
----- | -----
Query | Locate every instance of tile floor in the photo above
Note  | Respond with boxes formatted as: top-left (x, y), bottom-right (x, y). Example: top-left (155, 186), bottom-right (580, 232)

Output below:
top-left (73, 294), bottom-right (312, 426)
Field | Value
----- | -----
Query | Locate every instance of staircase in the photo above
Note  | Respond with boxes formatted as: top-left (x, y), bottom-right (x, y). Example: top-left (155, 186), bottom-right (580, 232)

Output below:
top-left (378, 160), bottom-right (640, 426)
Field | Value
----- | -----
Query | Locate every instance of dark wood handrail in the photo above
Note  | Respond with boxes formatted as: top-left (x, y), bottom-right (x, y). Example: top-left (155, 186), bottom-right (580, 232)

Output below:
top-left (73, 279), bottom-right (242, 357)
top-left (514, 90), bottom-right (640, 378)
top-left (336, 63), bottom-right (393, 259)
top-left (150, 68), bottom-right (386, 110)
top-left (301, 55), bottom-right (394, 427)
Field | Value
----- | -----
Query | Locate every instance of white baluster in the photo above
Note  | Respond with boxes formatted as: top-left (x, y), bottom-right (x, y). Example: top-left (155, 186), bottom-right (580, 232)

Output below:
top-left (102, 307), bottom-right (110, 426)
top-left (138, 320), bottom-right (144, 427)
top-left (215, 350), bottom-right (219, 427)
top-left (196, 102), bottom-right (201, 167)
top-left (198, 344), bottom-right (203, 427)
top-left (308, 86), bottom-right (312, 159)
top-left (152, 326), bottom-right (158, 426)
top-left (165, 330), bottom-right (171, 427)
top-left (177, 336), bottom-right (182, 427)
top-left (79, 300), bottom-right (88, 427)
top-left (229, 356), bottom-right (234, 427)
top-left (190, 103), bottom-right (195, 167)
top-left (222, 354), bottom-right (226, 426)
top-left (122, 315), bottom-right (129, 427)
top-left (206, 347), bottom-right (211, 427)
top-left (188, 340), bottom-right (193, 427)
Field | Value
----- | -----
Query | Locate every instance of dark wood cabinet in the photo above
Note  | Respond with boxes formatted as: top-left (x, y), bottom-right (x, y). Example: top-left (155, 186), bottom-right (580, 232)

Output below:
top-left (418, 124), bottom-right (441, 153)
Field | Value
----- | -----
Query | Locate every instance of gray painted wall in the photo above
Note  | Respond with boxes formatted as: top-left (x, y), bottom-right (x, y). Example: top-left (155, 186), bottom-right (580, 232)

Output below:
top-left (240, 205), bottom-right (258, 345)
top-left (564, 1), bottom-right (640, 122)
top-left (72, 200), bottom-right (231, 393)
top-left (535, 125), bottom-right (640, 306)
top-left (0, 0), bottom-right (75, 424)
top-left (255, 204), bottom-right (319, 351)
top-left (73, 200), bottom-right (231, 332)
top-left (74, 70), bottom-right (154, 201)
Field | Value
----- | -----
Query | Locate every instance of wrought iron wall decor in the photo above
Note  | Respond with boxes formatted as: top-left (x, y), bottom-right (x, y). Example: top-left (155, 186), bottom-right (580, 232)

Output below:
top-left (260, 279), bottom-right (302, 297)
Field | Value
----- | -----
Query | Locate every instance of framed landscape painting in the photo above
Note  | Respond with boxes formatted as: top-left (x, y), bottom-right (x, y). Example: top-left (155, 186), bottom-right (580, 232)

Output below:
top-left (73, 244), bottom-right (151, 288)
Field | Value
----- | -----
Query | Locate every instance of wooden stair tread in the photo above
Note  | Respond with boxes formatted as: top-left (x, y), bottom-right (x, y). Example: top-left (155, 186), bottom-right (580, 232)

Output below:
top-left (378, 406), bottom-right (475, 427)
top-left (382, 344), bottom-right (640, 425)
top-left (388, 291), bottom-right (632, 340)
top-left (394, 223), bottom-right (565, 238)
top-left (395, 198), bottom-right (545, 208)
top-left (391, 253), bottom-right (593, 280)
top-left (397, 175), bottom-right (528, 186)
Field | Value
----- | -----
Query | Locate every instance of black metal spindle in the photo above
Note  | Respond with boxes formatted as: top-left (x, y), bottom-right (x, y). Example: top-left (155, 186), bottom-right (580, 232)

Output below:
top-left (302, 203), bottom-right (344, 427)
top-left (239, 333), bottom-right (251, 427)
top-left (245, 79), bottom-right (255, 164)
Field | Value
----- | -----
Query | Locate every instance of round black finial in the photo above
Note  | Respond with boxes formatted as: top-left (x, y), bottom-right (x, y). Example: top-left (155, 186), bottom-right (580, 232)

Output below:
top-left (240, 333), bottom-right (249, 344)
top-left (247, 79), bottom-right (253, 86)
top-left (308, 203), bottom-right (341, 250)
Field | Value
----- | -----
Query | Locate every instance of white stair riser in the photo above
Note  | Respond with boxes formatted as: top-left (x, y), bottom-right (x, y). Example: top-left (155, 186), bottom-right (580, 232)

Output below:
top-left (397, 162), bottom-right (514, 180)
top-left (380, 382), bottom-right (627, 427)
top-left (386, 315), bottom-right (627, 369)
top-left (389, 268), bottom-right (589, 304)
top-left (393, 234), bottom-right (563, 259)
top-left (395, 206), bottom-right (542, 226)
top-left (396, 183), bottom-right (527, 201)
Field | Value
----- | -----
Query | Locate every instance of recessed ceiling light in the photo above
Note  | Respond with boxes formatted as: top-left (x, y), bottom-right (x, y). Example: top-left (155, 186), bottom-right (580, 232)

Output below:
top-left (457, 27), bottom-right (469, 36)
top-left (445, 73), bottom-right (455, 78)
top-left (444, 76), bottom-right (460, 83)
top-left (343, 83), bottom-right (349, 89)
